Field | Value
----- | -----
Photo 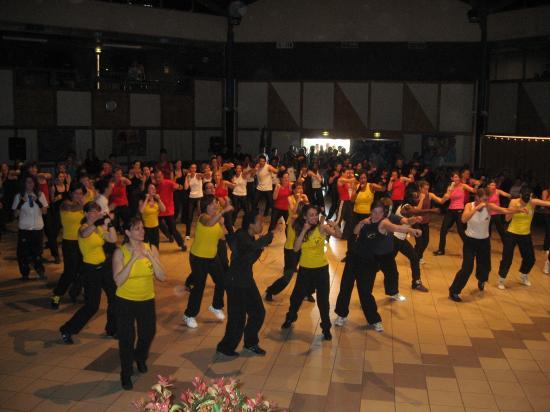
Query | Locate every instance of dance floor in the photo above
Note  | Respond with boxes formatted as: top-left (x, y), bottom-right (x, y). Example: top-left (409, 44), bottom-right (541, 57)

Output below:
top-left (1, 218), bottom-right (550, 412)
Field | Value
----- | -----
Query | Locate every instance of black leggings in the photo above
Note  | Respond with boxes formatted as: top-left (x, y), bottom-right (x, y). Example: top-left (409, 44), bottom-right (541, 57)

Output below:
top-left (336, 200), bottom-right (354, 240)
top-left (144, 226), bottom-right (160, 249)
top-left (544, 214), bottom-right (550, 251)
top-left (116, 297), bottom-right (156, 379)
top-left (17, 229), bottom-right (44, 278)
top-left (184, 254), bottom-right (225, 318)
top-left (284, 265), bottom-right (331, 332)
top-left (414, 223), bottom-right (430, 260)
top-left (266, 248), bottom-right (314, 296)
top-left (334, 253), bottom-right (381, 324)
top-left (311, 188), bottom-right (325, 212)
top-left (159, 215), bottom-right (184, 248)
top-left (61, 262), bottom-right (117, 336)
top-left (186, 197), bottom-right (201, 236)
top-left (268, 208), bottom-right (289, 232)
top-left (53, 239), bottom-right (82, 297)
top-left (232, 195), bottom-right (249, 222)
top-left (43, 209), bottom-right (60, 259)
top-left (449, 236), bottom-right (491, 294)
top-left (393, 237), bottom-right (421, 285)
top-left (217, 282), bottom-right (265, 353)
top-left (489, 214), bottom-right (507, 243)
top-left (114, 205), bottom-right (130, 233)
top-left (376, 253), bottom-right (400, 296)
top-left (437, 209), bottom-right (465, 253)
top-left (254, 190), bottom-right (273, 217)
top-left (498, 232), bottom-right (535, 278)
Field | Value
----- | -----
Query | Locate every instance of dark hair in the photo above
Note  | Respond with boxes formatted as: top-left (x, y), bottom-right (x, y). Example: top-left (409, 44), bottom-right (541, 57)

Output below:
top-left (476, 188), bottom-right (489, 198)
top-left (19, 174), bottom-right (40, 197)
top-left (372, 199), bottom-right (391, 217)
top-left (293, 204), bottom-right (319, 242)
top-left (242, 211), bottom-right (260, 231)
top-left (123, 216), bottom-right (144, 243)
top-left (258, 155), bottom-right (267, 161)
top-left (202, 181), bottom-right (213, 193)
top-left (83, 201), bottom-right (101, 213)
top-left (95, 178), bottom-right (112, 195)
top-left (277, 170), bottom-right (289, 179)
top-left (69, 182), bottom-right (87, 197)
top-left (199, 194), bottom-right (217, 214)
top-left (418, 180), bottom-right (430, 189)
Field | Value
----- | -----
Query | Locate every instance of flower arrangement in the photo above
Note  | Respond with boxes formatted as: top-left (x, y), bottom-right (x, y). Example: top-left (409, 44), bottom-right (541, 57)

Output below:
top-left (134, 375), bottom-right (279, 412)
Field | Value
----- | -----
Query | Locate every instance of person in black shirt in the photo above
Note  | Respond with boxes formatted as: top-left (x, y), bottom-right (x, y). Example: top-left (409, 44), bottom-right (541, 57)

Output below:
top-left (216, 212), bottom-right (273, 357)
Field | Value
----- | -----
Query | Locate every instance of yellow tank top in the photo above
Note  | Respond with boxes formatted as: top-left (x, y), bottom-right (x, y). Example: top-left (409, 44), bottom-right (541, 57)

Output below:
top-left (61, 210), bottom-right (84, 240)
top-left (284, 218), bottom-right (296, 250)
top-left (142, 201), bottom-right (159, 228)
top-left (354, 185), bottom-right (375, 214)
top-left (116, 243), bottom-right (155, 301)
top-left (299, 226), bottom-right (328, 268)
top-left (78, 225), bottom-right (106, 264)
top-left (84, 188), bottom-right (96, 204)
top-left (507, 201), bottom-right (534, 235)
top-left (190, 219), bottom-right (223, 258)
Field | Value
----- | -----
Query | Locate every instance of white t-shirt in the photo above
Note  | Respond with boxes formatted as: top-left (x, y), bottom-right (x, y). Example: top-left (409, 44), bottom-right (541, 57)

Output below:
top-left (232, 174), bottom-right (247, 197)
top-left (12, 192), bottom-right (48, 230)
top-left (287, 167), bottom-right (296, 182)
top-left (95, 194), bottom-right (110, 216)
top-left (393, 205), bottom-right (409, 240)
top-left (257, 165), bottom-right (273, 192)
top-left (189, 175), bottom-right (203, 199)
top-left (465, 202), bottom-right (490, 239)
top-left (244, 166), bottom-right (255, 183)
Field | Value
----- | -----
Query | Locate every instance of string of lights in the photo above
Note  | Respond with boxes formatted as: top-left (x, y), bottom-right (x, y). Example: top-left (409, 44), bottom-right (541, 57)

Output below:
top-left (484, 135), bottom-right (550, 142)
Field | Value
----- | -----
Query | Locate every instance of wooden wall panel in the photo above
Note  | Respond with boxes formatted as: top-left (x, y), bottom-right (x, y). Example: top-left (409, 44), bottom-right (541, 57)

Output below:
top-left (15, 89), bottom-right (55, 128)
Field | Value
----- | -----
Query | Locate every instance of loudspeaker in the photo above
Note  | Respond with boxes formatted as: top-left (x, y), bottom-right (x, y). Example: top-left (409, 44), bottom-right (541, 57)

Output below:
top-left (9, 137), bottom-right (26, 161)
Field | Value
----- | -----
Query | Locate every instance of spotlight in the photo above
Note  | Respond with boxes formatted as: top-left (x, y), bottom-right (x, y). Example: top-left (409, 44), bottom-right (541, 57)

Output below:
top-left (374, 131), bottom-right (381, 138)
top-left (322, 131), bottom-right (329, 137)
top-left (95, 46), bottom-right (102, 54)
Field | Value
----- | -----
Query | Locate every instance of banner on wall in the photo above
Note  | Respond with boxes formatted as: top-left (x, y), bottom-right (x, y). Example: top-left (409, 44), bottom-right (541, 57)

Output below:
top-left (113, 129), bottom-right (146, 156)
top-left (422, 134), bottom-right (458, 167)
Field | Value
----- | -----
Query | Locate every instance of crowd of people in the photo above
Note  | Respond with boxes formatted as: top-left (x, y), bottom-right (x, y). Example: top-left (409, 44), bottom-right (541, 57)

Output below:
top-left (0, 143), bottom-right (550, 390)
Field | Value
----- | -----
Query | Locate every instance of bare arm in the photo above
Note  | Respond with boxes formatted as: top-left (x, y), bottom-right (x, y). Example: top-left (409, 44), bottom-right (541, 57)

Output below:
top-left (145, 246), bottom-right (166, 281)
top-left (380, 218), bottom-right (421, 237)
top-left (531, 198), bottom-right (550, 208)
top-left (112, 248), bottom-right (138, 287)
top-left (273, 184), bottom-right (281, 200)
top-left (138, 199), bottom-right (147, 214)
top-left (320, 220), bottom-right (342, 238)
top-left (497, 189), bottom-right (512, 199)
top-left (461, 202), bottom-right (482, 223)
top-left (199, 206), bottom-right (233, 227)
top-left (429, 192), bottom-right (447, 204)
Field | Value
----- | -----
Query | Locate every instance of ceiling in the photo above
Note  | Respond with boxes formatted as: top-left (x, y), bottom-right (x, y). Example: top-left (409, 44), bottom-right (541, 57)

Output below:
top-left (99, 0), bottom-right (261, 16)
top-left (459, 0), bottom-right (550, 13)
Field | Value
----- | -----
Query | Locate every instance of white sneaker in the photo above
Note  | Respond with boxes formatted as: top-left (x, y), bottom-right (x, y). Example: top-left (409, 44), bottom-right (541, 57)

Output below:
top-left (334, 316), bottom-right (347, 327)
top-left (209, 305), bottom-right (226, 321)
top-left (390, 293), bottom-right (406, 302)
top-left (183, 315), bottom-right (198, 328)
top-left (543, 259), bottom-right (550, 275)
top-left (519, 273), bottom-right (531, 287)
top-left (497, 278), bottom-right (506, 290)
top-left (372, 322), bottom-right (384, 332)
top-left (419, 258), bottom-right (425, 265)
top-left (185, 236), bottom-right (191, 240)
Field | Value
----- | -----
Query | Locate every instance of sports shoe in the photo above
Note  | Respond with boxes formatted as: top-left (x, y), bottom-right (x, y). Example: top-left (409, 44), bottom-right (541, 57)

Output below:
top-left (185, 236), bottom-right (191, 240)
top-left (208, 305), bottom-right (225, 321)
top-left (244, 345), bottom-right (266, 356)
top-left (216, 348), bottom-right (239, 357)
top-left (419, 258), bottom-right (425, 265)
top-left (180, 245), bottom-right (187, 252)
top-left (323, 330), bottom-right (332, 341)
top-left (497, 277), bottom-right (506, 290)
top-left (543, 256), bottom-right (550, 275)
top-left (412, 281), bottom-right (428, 292)
top-left (390, 293), bottom-right (406, 302)
top-left (50, 295), bottom-right (61, 309)
top-left (372, 322), bottom-right (384, 332)
top-left (183, 315), bottom-right (198, 328)
top-left (433, 250), bottom-right (445, 256)
top-left (478, 281), bottom-right (485, 291)
top-left (334, 316), bottom-right (347, 327)
top-left (265, 291), bottom-right (273, 302)
top-left (449, 292), bottom-right (462, 302)
top-left (60, 328), bottom-right (73, 344)
top-left (136, 360), bottom-right (148, 373)
top-left (519, 273), bottom-right (531, 287)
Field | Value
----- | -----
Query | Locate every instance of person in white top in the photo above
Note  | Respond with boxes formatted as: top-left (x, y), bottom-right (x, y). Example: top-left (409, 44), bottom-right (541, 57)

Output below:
top-left (243, 156), bottom-right (256, 212)
top-left (184, 163), bottom-right (203, 239)
top-left (308, 164), bottom-right (324, 214)
top-left (449, 188), bottom-right (525, 302)
top-left (253, 155), bottom-right (278, 217)
top-left (231, 164), bottom-right (250, 222)
top-left (12, 175), bottom-right (49, 280)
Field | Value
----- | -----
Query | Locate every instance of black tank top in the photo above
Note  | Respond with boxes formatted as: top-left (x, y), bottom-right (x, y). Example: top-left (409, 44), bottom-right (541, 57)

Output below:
top-left (357, 219), bottom-right (395, 256)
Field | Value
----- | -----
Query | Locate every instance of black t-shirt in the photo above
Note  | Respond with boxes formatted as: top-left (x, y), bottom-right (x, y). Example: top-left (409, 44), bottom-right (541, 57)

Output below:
top-left (356, 215), bottom-right (400, 257)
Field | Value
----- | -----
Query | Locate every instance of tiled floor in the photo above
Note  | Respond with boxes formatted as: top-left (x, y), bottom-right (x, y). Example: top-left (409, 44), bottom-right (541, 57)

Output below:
top-left (1, 217), bottom-right (550, 411)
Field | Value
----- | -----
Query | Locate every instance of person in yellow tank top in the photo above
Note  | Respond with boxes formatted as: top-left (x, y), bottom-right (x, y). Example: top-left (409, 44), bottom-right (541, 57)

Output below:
top-left (282, 204), bottom-right (342, 341)
top-left (112, 216), bottom-right (166, 390)
top-left (138, 183), bottom-right (166, 249)
top-left (265, 183), bottom-right (315, 302)
top-left (498, 187), bottom-right (550, 288)
top-left (59, 201), bottom-right (118, 345)
top-left (352, 172), bottom-right (385, 217)
top-left (51, 183), bottom-right (86, 309)
top-left (182, 194), bottom-right (233, 329)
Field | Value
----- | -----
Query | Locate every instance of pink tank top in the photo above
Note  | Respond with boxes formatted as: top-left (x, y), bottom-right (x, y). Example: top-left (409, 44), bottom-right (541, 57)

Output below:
top-left (449, 186), bottom-right (465, 210)
top-left (488, 190), bottom-right (500, 216)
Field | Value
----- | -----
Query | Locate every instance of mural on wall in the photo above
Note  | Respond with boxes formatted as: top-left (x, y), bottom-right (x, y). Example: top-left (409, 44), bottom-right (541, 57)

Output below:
top-left (422, 134), bottom-right (457, 166)
top-left (112, 129), bottom-right (146, 156)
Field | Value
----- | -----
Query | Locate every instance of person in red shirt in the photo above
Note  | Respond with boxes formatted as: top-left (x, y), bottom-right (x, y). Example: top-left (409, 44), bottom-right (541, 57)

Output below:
top-left (269, 171), bottom-right (292, 232)
top-left (157, 149), bottom-right (173, 179)
top-left (388, 170), bottom-right (413, 212)
top-left (155, 170), bottom-right (186, 252)
top-left (335, 168), bottom-right (356, 240)
top-left (111, 168), bottom-right (131, 233)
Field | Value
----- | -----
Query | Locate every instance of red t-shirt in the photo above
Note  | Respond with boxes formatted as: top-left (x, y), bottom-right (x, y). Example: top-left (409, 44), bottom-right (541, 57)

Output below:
top-left (156, 179), bottom-right (175, 216)
top-left (38, 182), bottom-right (51, 204)
top-left (274, 185), bottom-right (292, 210)
top-left (391, 179), bottom-right (405, 201)
top-left (215, 185), bottom-right (228, 199)
top-left (337, 181), bottom-right (351, 201)
top-left (110, 181), bottom-right (128, 207)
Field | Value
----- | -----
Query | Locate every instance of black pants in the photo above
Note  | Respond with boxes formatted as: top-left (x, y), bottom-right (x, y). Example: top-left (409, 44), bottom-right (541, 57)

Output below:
top-left (437, 209), bottom-right (465, 253)
top-left (61, 262), bottom-right (117, 335)
top-left (414, 223), bottom-right (430, 259)
top-left (186, 197), bottom-right (201, 236)
top-left (232, 195), bottom-right (249, 222)
top-left (347, 212), bottom-right (369, 255)
top-left (336, 200), bottom-right (354, 240)
top-left (116, 297), bottom-right (156, 379)
top-left (246, 182), bottom-right (255, 211)
top-left (544, 214), bottom-right (550, 251)
top-left (267, 248), bottom-right (314, 296)
top-left (393, 237), bottom-right (421, 285)
top-left (489, 214), bottom-right (507, 243)
top-left (174, 190), bottom-right (188, 224)
top-left (376, 253), bottom-right (400, 296)
top-left (217, 282), bottom-right (265, 352)
top-left (43, 209), bottom-right (60, 259)
top-left (159, 215), bottom-right (184, 248)
top-left (53, 239), bottom-right (82, 296)
top-left (184, 254), bottom-right (225, 318)
top-left (114, 205), bottom-right (130, 233)
top-left (285, 265), bottom-right (331, 332)
top-left (449, 236), bottom-right (491, 294)
top-left (268, 208), bottom-right (289, 232)
top-left (144, 226), bottom-right (160, 249)
top-left (498, 232), bottom-right (535, 278)
top-left (17, 229), bottom-right (44, 278)
top-left (254, 190), bottom-right (273, 217)
top-left (335, 254), bottom-right (382, 324)
top-left (311, 188), bottom-right (325, 212)
top-left (326, 188), bottom-right (339, 220)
